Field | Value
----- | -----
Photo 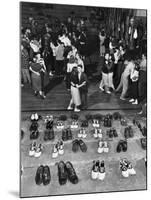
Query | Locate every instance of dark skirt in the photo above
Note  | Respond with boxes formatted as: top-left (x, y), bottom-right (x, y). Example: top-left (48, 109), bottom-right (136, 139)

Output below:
top-left (65, 72), bottom-right (71, 89)
top-left (31, 73), bottom-right (41, 91)
top-left (129, 80), bottom-right (139, 99)
top-left (138, 70), bottom-right (147, 103)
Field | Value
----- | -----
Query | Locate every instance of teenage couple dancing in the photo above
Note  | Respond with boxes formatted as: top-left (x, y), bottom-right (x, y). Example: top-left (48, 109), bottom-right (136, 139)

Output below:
top-left (67, 65), bottom-right (88, 112)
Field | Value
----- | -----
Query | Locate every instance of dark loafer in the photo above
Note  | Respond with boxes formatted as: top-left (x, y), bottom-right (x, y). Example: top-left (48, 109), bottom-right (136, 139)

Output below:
top-left (113, 128), bottom-right (118, 137)
top-left (72, 139), bottom-right (79, 152)
top-left (81, 120), bottom-right (88, 128)
top-left (30, 130), bottom-right (39, 140)
top-left (35, 165), bottom-right (44, 185)
top-left (62, 129), bottom-right (68, 141)
top-left (49, 128), bottom-right (55, 140)
top-left (66, 161), bottom-right (78, 184)
top-left (124, 127), bottom-right (129, 139)
top-left (44, 129), bottom-right (49, 141)
top-left (116, 141), bottom-right (123, 153)
top-left (141, 127), bottom-right (147, 137)
top-left (78, 139), bottom-right (87, 152)
top-left (57, 161), bottom-right (68, 185)
top-left (30, 121), bottom-right (38, 132)
top-left (67, 128), bottom-right (72, 140)
top-left (46, 120), bottom-right (53, 129)
top-left (128, 126), bottom-right (134, 138)
top-left (43, 165), bottom-right (51, 185)
top-left (122, 140), bottom-right (127, 152)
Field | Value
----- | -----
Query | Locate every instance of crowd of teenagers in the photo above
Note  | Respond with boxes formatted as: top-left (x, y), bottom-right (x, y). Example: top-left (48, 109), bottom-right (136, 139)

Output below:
top-left (21, 15), bottom-right (147, 114)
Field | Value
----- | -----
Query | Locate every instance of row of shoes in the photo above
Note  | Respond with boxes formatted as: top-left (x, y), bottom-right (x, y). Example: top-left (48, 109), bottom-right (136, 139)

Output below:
top-left (91, 160), bottom-right (106, 180)
top-left (78, 128), bottom-right (87, 138)
top-left (106, 128), bottom-right (118, 138)
top-left (35, 165), bottom-right (51, 185)
top-left (120, 158), bottom-right (136, 178)
top-left (57, 161), bottom-right (78, 185)
top-left (72, 139), bottom-right (87, 152)
top-left (62, 128), bottom-right (72, 141)
top-left (103, 116), bottom-right (112, 127)
top-left (44, 128), bottom-right (54, 141)
top-left (52, 141), bottom-right (64, 158)
top-left (93, 128), bottom-right (102, 138)
top-left (124, 126), bottom-right (134, 139)
top-left (97, 140), bottom-right (109, 153)
top-left (116, 140), bottom-right (127, 152)
top-left (29, 142), bottom-right (43, 158)
top-left (140, 137), bottom-right (147, 150)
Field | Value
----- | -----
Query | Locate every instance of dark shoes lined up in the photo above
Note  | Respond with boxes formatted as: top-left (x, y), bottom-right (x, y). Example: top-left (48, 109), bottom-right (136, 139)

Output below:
top-left (107, 128), bottom-right (118, 138)
top-left (124, 126), bottom-right (134, 139)
top-left (103, 116), bottom-right (112, 127)
top-left (35, 165), bottom-right (51, 185)
top-left (72, 139), bottom-right (87, 153)
top-left (44, 129), bottom-right (54, 141)
top-left (57, 161), bottom-right (78, 185)
top-left (30, 121), bottom-right (39, 140)
top-left (62, 128), bottom-right (72, 141)
top-left (116, 140), bottom-right (127, 152)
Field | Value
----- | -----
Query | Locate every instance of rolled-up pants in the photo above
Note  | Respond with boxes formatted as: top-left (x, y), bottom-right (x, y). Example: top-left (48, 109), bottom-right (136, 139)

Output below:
top-left (100, 72), bottom-right (115, 91)
top-left (116, 73), bottom-right (129, 98)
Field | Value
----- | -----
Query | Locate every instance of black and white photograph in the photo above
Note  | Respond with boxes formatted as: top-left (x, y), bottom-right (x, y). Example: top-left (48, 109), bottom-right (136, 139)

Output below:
top-left (20, 1), bottom-right (147, 198)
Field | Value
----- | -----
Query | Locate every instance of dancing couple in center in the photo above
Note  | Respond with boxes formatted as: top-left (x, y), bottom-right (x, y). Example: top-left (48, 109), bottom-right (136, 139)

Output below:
top-left (67, 65), bottom-right (88, 112)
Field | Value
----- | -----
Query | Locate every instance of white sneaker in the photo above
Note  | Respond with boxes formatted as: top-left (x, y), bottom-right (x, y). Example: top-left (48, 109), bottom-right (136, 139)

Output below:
top-left (49, 71), bottom-right (53, 76)
top-left (98, 141), bottom-right (104, 154)
top-left (93, 129), bottom-right (98, 138)
top-left (82, 130), bottom-right (87, 138)
top-left (98, 129), bottom-right (102, 138)
top-left (106, 91), bottom-right (111, 94)
top-left (129, 98), bottom-right (135, 102)
top-left (34, 144), bottom-right (42, 158)
top-left (31, 114), bottom-right (35, 121)
top-left (121, 165), bottom-right (129, 178)
top-left (99, 86), bottom-right (104, 91)
top-left (127, 163), bottom-right (136, 175)
top-left (98, 161), bottom-right (106, 180)
top-left (74, 108), bottom-right (80, 112)
top-left (122, 169), bottom-right (129, 178)
top-left (29, 142), bottom-right (36, 156)
top-left (67, 106), bottom-right (73, 110)
top-left (132, 99), bottom-right (138, 105)
top-left (98, 172), bottom-right (106, 180)
top-left (58, 141), bottom-right (64, 155)
top-left (91, 171), bottom-right (98, 179)
top-left (52, 145), bottom-right (58, 158)
top-left (35, 113), bottom-right (39, 120)
top-left (103, 141), bottom-right (109, 153)
top-left (78, 130), bottom-right (83, 138)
